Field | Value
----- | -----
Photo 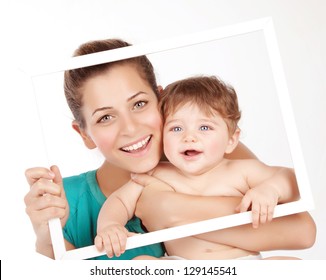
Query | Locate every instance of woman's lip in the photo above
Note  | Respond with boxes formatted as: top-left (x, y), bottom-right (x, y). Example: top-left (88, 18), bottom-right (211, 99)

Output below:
top-left (120, 135), bottom-right (152, 153)
top-left (120, 136), bottom-right (153, 158)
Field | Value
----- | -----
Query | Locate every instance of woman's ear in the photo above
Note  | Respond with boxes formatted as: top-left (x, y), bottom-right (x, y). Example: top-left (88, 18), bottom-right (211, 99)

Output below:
top-left (71, 121), bottom-right (97, 149)
top-left (225, 128), bottom-right (240, 154)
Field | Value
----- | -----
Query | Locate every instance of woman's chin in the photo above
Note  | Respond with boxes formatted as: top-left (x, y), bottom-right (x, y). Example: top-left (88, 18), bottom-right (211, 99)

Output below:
top-left (131, 161), bottom-right (158, 174)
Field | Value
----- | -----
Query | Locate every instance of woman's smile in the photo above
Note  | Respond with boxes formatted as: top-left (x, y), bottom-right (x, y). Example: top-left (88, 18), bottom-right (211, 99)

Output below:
top-left (120, 135), bottom-right (152, 153)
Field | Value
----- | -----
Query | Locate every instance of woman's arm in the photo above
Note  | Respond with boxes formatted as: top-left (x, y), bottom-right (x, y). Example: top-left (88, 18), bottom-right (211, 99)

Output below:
top-left (134, 174), bottom-right (316, 252)
top-left (135, 184), bottom-right (240, 231)
top-left (195, 212), bottom-right (316, 251)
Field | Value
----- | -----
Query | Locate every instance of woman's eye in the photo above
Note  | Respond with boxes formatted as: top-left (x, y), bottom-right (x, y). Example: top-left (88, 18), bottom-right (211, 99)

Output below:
top-left (133, 101), bottom-right (147, 110)
top-left (199, 125), bottom-right (210, 131)
top-left (98, 115), bottom-right (113, 123)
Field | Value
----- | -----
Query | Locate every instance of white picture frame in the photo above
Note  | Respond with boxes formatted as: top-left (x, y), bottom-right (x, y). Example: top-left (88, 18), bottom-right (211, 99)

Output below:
top-left (30, 17), bottom-right (314, 260)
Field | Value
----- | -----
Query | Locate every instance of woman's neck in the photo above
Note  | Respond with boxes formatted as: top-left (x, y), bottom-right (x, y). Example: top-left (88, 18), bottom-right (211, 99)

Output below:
top-left (96, 161), bottom-right (131, 197)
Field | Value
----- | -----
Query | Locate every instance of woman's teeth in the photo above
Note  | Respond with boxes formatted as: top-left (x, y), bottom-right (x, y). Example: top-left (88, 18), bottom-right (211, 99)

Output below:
top-left (121, 136), bottom-right (151, 152)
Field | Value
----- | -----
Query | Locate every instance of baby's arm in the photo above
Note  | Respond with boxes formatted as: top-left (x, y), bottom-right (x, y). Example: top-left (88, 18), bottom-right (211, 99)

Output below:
top-left (237, 160), bottom-right (300, 228)
top-left (95, 180), bottom-right (143, 258)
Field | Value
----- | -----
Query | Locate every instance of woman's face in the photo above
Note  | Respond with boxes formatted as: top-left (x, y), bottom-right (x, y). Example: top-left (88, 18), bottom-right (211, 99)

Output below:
top-left (80, 64), bottom-right (163, 173)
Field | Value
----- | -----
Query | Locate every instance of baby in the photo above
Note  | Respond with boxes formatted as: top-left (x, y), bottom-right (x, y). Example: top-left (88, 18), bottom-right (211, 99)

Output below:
top-left (95, 75), bottom-right (299, 259)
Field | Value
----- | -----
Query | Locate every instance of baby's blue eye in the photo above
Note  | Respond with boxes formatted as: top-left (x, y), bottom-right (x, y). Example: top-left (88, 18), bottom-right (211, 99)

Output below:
top-left (172, 127), bottom-right (182, 132)
top-left (199, 125), bottom-right (210, 131)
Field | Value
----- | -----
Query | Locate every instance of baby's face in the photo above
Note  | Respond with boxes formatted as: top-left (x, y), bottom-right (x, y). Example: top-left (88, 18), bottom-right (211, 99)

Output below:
top-left (163, 103), bottom-right (231, 175)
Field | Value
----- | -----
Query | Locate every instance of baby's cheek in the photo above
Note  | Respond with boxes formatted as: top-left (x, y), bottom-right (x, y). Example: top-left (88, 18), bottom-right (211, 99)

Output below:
top-left (163, 137), bottom-right (176, 161)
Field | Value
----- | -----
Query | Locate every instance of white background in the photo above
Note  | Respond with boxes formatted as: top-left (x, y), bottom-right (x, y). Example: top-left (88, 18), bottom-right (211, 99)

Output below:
top-left (0, 0), bottom-right (325, 273)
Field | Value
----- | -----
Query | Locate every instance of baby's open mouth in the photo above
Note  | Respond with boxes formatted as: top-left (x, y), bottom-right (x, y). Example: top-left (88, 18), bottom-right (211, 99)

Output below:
top-left (183, 149), bottom-right (201, 156)
top-left (120, 135), bottom-right (151, 153)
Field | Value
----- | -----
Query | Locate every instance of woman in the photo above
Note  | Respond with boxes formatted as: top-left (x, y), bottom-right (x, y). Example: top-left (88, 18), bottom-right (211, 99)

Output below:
top-left (24, 38), bottom-right (316, 259)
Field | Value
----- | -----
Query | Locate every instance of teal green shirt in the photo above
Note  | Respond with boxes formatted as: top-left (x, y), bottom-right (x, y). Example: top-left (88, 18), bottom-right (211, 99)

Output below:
top-left (62, 170), bottom-right (165, 260)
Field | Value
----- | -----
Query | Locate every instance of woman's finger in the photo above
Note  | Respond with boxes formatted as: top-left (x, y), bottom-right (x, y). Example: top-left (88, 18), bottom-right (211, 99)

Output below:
top-left (25, 167), bottom-right (55, 186)
top-left (26, 179), bottom-right (62, 201)
top-left (50, 165), bottom-right (68, 201)
top-left (29, 194), bottom-right (67, 212)
top-left (26, 206), bottom-right (67, 223)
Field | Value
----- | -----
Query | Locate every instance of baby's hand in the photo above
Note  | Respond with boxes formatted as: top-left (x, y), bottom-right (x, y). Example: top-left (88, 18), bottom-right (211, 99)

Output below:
top-left (95, 223), bottom-right (132, 258)
top-left (236, 184), bottom-right (279, 228)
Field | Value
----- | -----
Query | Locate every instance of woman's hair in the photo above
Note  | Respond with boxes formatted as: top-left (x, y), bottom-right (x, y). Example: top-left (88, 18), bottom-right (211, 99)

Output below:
top-left (159, 76), bottom-right (241, 134)
top-left (64, 39), bottom-right (159, 128)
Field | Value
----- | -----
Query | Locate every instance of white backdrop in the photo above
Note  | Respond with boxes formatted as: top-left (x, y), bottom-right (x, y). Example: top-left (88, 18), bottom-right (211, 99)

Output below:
top-left (1, 0), bottom-right (325, 273)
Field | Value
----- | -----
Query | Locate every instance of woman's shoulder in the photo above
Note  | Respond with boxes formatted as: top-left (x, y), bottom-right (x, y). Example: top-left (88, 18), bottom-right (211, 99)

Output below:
top-left (63, 169), bottom-right (96, 189)
top-left (62, 169), bottom-right (103, 203)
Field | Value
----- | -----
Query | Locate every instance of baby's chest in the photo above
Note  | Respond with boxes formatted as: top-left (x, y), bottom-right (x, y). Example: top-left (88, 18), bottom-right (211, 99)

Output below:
top-left (175, 178), bottom-right (248, 197)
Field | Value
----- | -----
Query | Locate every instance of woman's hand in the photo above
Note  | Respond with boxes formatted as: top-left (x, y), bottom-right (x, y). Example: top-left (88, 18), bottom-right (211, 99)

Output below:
top-left (24, 165), bottom-right (69, 258)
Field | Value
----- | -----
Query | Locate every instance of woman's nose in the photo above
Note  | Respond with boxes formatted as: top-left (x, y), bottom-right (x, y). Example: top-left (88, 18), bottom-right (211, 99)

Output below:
top-left (120, 114), bottom-right (137, 135)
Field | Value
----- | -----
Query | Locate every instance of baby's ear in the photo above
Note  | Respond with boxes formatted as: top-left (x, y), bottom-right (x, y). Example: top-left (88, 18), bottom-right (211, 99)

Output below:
top-left (71, 121), bottom-right (97, 149)
top-left (225, 128), bottom-right (240, 154)
top-left (157, 85), bottom-right (163, 94)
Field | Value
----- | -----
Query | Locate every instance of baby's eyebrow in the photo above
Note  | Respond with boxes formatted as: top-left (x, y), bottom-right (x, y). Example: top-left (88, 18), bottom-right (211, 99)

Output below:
top-left (164, 119), bottom-right (180, 126)
top-left (198, 119), bottom-right (218, 125)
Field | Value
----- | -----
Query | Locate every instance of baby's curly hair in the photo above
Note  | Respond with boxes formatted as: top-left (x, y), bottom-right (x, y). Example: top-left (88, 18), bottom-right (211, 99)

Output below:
top-left (159, 75), bottom-right (241, 135)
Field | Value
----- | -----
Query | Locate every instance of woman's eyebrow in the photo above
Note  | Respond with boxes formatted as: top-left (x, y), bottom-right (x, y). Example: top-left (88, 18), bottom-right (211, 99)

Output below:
top-left (127, 91), bottom-right (148, 102)
top-left (92, 92), bottom-right (148, 116)
top-left (92, 106), bottom-right (113, 116)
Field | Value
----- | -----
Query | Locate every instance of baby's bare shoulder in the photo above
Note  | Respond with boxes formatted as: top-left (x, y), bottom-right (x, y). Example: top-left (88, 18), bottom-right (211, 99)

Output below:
top-left (227, 158), bottom-right (263, 168)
